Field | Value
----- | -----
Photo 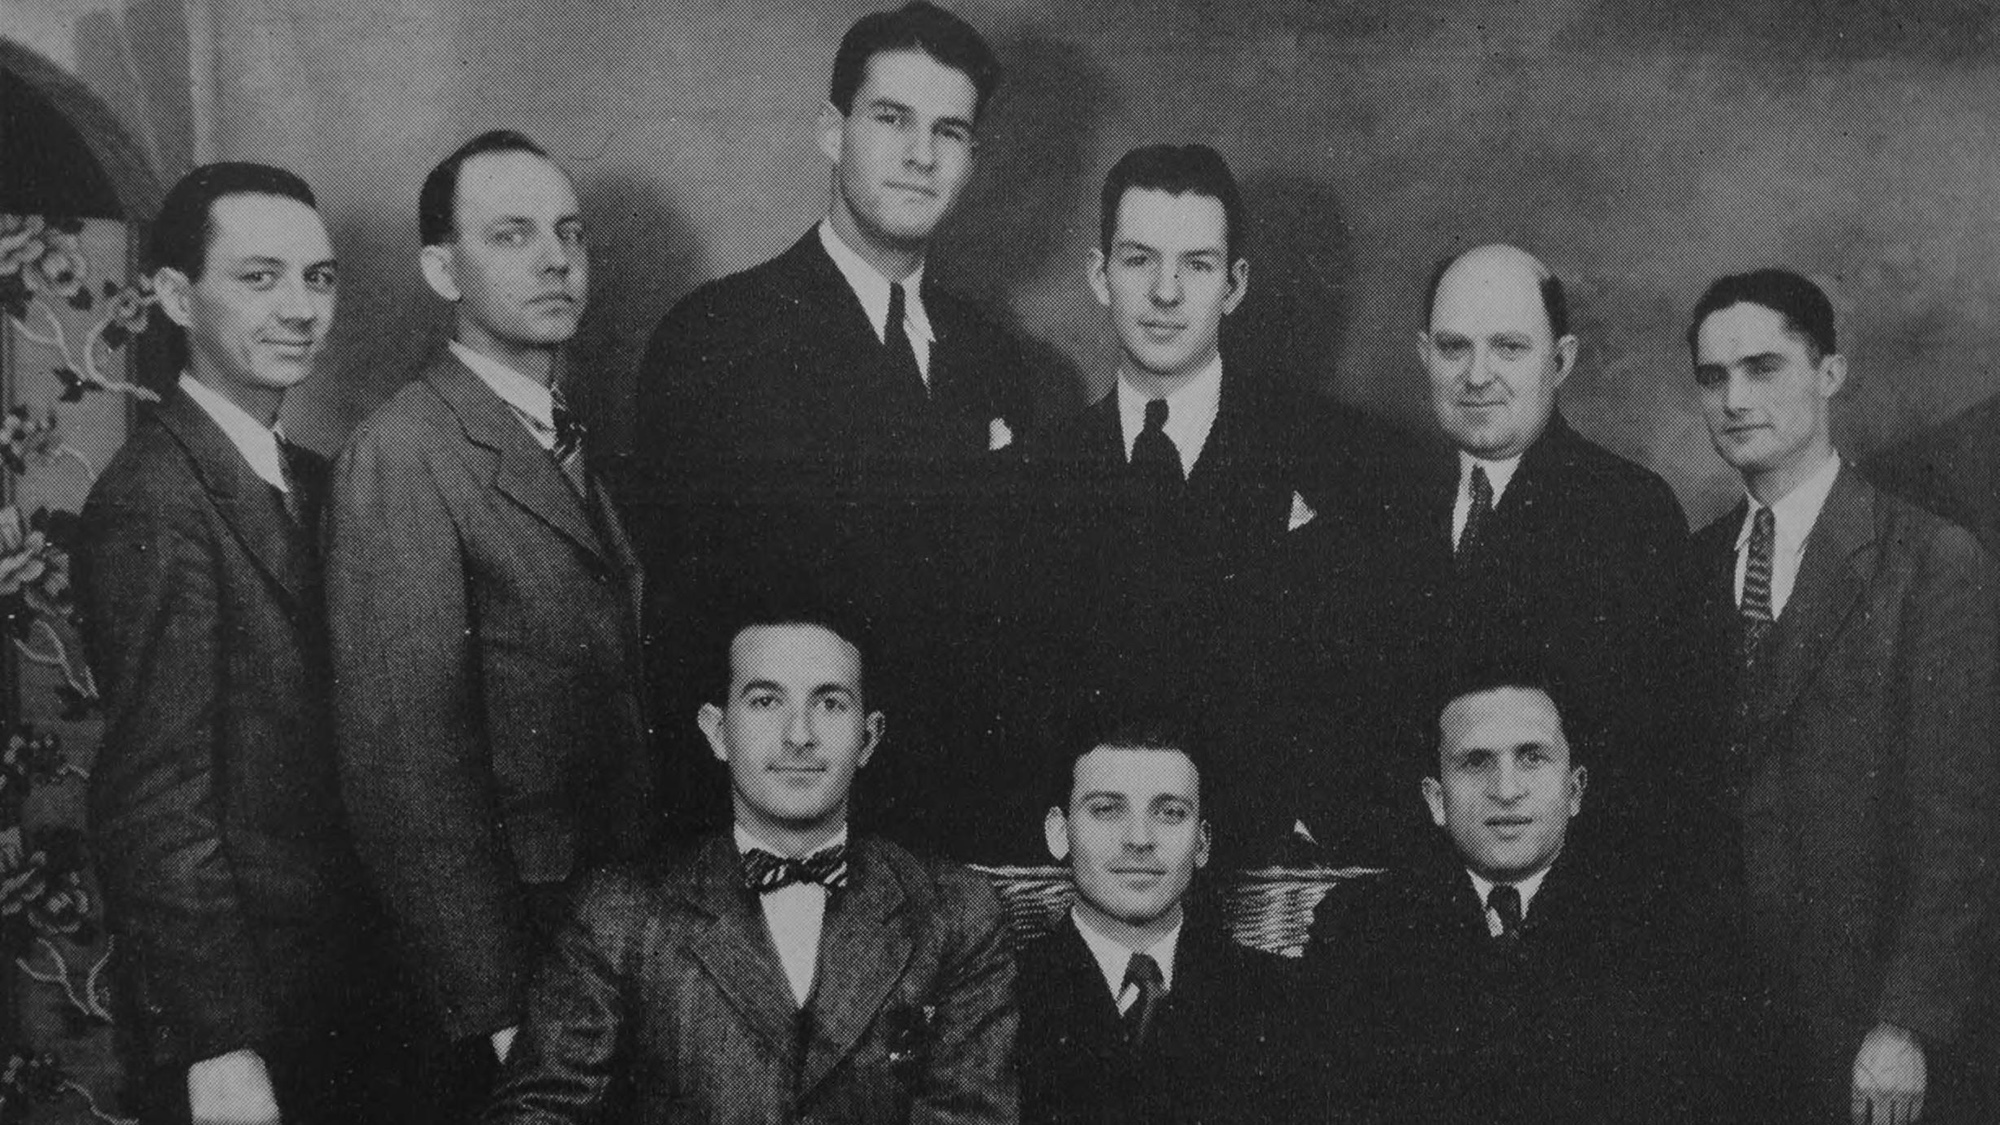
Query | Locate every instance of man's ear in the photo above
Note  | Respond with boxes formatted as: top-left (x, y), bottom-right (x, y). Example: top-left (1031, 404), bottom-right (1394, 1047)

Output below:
top-left (1221, 258), bottom-right (1250, 316)
top-left (1196, 819), bottom-right (1212, 869)
top-left (697, 702), bottom-right (729, 764)
top-left (1043, 807), bottom-right (1070, 862)
top-left (857, 711), bottom-right (885, 770)
top-left (1567, 766), bottom-right (1587, 818)
top-left (1087, 248), bottom-right (1111, 309)
top-left (816, 101), bottom-right (846, 166)
top-left (154, 267), bottom-right (194, 329)
top-left (1552, 334), bottom-right (1579, 387)
top-left (1415, 330), bottom-right (1435, 372)
top-left (1820, 353), bottom-right (1848, 399)
top-left (1421, 776), bottom-right (1447, 829)
top-left (419, 243), bottom-right (461, 303)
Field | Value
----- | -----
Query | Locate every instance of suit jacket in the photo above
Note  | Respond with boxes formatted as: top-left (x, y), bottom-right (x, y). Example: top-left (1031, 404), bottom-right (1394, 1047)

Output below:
top-left (1014, 911), bottom-right (1306, 1125)
top-left (1692, 465), bottom-right (1998, 1108)
top-left (627, 230), bottom-right (1037, 854)
top-left (326, 352), bottom-right (658, 1042)
top-left (78, 388), bottom-right (368, 1078)
top-left (1306, 857), bottom-right (1689, 1125)
top-left (482, 833), bottom-right (1019, 1125)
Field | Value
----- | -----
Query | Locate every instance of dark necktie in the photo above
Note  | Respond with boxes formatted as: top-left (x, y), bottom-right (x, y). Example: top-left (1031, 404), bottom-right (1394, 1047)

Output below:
top-left (1121, 952), bottom-right (1165, 1049)
top-left (885, 282), bottom-right (926, 396)
top-left (740, 844), bottom-right (851, 894)
top-left (549, 387), bottom-right (589, 498)
top-left (1740, 506), bottom-right (1776, 668)
top-left (1488, 883), bottom-right (1524, 943)
top-left (1458, 464), bottom-right (1493, 563)
top-left (1130, 398), bottom-right (1183, 492)
top-left (274, 438), bottom-right (305, 527)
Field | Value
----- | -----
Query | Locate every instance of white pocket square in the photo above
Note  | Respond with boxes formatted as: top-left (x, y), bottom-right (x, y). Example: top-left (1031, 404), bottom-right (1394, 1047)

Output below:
top-left (1288, 490), bottom-right (1316, 531)
top-left (988, 417), bottom-right (1014, 451)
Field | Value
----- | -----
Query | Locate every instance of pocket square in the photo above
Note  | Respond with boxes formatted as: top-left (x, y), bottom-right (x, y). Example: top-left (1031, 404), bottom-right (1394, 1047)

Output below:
top-left (988, 417), bottom-right (1014, 451)
top-left (1288, 490), bottom-right (1316, 531)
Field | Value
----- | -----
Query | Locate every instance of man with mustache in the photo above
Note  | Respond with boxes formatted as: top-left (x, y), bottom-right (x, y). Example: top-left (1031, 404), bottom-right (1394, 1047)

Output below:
top-left (629, 1), bottom-right (1035, 856)
top-left (326, 130), bottom-right (657, 1122)
top-left (1014, 725), bottom-right (1303, 1125)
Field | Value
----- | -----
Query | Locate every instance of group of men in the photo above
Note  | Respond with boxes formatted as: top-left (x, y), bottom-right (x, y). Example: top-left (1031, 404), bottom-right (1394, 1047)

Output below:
top-left (68, 1), bottom-right (1995, 1122)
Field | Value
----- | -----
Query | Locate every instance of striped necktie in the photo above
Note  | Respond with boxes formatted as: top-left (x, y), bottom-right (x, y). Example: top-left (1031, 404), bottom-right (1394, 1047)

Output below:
top-left (549, 387), bottom-right (588, 497)
top-left (1740, 506), bottom-right (1776, 667)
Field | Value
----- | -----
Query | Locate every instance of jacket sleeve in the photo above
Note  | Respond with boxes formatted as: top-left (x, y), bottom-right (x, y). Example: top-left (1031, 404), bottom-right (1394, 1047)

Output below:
top-left (79, 485), bottom-right (272, 1072)
top-left (914, 870), bottom-right (1021, 1125)
top-left (1877, 519), bottom-right (2000, 1045)
top-left (325, 422), bottom-right (528, 1040)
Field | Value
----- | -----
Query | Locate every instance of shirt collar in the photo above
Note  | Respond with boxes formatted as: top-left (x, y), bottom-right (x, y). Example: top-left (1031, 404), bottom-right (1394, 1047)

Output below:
top-left (450, 340), bottom-right (557, 433)
top-left (177, 373), bottom-right (291, 493)
top-left (1736, 453), bottom-right (1843, 555)
top-left (1072, 905), bottom-right (1182, 996)
top-left (1115, 352), bottom-right (1225, 473)
top-left (818, 219), bottom-right (933, 346)
top-left (1467, 863), bottom-right (1553, 919)
top-left (733, 822), bottom-right (850, 860)
top-left (1457, 450), bottom-right (1525, 505)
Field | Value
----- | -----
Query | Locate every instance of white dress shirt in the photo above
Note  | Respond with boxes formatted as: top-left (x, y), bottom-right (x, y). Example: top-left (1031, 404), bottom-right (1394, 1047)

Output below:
top-left (1732, 453), bottom-right (1842, 619)
top-left (1072, 907), bottom-right (1181, 1014)
top-left (450, 340), bottom-right (560, 452)
top-left (735, 824), bottom-right (848, 1008)
top-left (1115, 354), bottom-right (1223, 479)
top-left (1451, 450), bottom-right (1524, 548)
top-left (819, 219), bottom-right (934, 383)
top-left (1467, 865), bottom-right (1553, 938)
top-left (177, 373), bottom-right (291, 494)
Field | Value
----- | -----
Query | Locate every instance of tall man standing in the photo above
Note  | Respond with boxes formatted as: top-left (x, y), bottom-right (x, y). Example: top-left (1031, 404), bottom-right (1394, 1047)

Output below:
top-left (326, 131), bottom-right (657, 1119)
top-left (631, 1), bottom-right (1035, 853)
top-left (78, 163), bottom-right (372, 1124)
top-left (1689, 269), bottom-right (1997, 1124)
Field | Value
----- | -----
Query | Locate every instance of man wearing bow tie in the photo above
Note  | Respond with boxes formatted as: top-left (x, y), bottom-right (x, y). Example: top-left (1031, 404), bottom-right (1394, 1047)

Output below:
top-left (326, 130), bottom-right (658, 1121)
top-left (486, 603), bottom-right (1018, 1124)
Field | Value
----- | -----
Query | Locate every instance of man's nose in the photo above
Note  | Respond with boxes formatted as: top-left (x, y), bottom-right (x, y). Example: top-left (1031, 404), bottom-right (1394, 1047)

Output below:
top-left (785, 704), bottom-right (814, 748)
top-left (1150, 264), bottom-right (1182, 306)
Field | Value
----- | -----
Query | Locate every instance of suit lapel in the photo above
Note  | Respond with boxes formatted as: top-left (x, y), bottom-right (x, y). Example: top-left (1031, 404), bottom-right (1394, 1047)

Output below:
top-left (788, 233), bottom-right (927, 415)
top-left (154, 389), bottom-right (308, 604)
top-left (799, 839), bottom-right (913, 1099)
top-left (423, 355), bottom-right (608, 566)
top-left (678, 836), bottom-right (801, 1059)
top-left (1748, 467), bottom-right (1875, 728)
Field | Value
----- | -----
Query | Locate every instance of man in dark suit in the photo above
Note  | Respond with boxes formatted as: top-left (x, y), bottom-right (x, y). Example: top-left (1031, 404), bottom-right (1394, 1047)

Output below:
top-left (1306, 673), bottom-right (1690, 1125)
top-left (630, 2), bottom-right (1034, 854)
top-left (77, 163), bottom-right (373, 1125)
top-left (485, 603), bottom-right (1018, 1124)
top-left (1687, 269), bottom-right (1998, 1124)
top-left (325, 131), bottom-right (658, 1120)
top-left (1014, 724), bottom-right (1304, 1125)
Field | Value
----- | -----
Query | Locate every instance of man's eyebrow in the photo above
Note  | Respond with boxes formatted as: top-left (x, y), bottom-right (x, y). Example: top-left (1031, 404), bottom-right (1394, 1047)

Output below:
top-left (1077, 789), bottom-right (1129, 802)
top-left (737, 679), bottom-right (783, 697)
top-left (809, 683), bottom-right (857, 699)
top-left (866, 94), bottom-right (914, 115)
top-left (226, 254), bottom-right (287, 269)
top-left (1112, 238), bottom-right (1160, 255)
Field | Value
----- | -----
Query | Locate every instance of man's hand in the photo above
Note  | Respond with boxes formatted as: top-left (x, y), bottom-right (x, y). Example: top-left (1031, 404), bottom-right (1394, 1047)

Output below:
top-left (1852, 1023), bottom-right (1926, 1125)
top-left (492, 1025), bottom-right (519, 1063)
top-left (187, 1048), bottom-right (280, 1125)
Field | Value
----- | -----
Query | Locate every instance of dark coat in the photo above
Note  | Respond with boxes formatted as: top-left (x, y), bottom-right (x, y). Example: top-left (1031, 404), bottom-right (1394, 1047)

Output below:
top-left (626, 230), bottom-right (1037, 855)
top-left (1305, 858), bottom-right (1690, 1125)
top-left (1013, 912), bottom-right (1308, 1125)
top-left (77, 388), bottom-right (371, 1097)
top-left (1692, 465), bottom-right (1999, 1116)
top-left (325, 352), bottom-right (658, 1042)
top-left (483, 834), bottom-right (1019, 1125)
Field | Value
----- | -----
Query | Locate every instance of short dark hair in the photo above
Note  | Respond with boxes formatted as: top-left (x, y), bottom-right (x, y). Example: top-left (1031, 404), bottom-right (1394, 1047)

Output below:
top-left (1056, 722), bottom-right (1206, 811)
top-left (1425, 651), bottom-right (1590, 770)
top-left (829, 2), bottom-right (1002, 121)
top-left (1685, 268), bottom-right (1836, 365)
top-left (1098, 143), bottom-right (1246, 264)
top-left (149, 162), bottom-right (317, 281)
top-left (701, 587), bottom-right (875, 707)
top-left (1422, 251), bottom-right (1570, 340)
top-left (418, 129), bottom-right (552, 248)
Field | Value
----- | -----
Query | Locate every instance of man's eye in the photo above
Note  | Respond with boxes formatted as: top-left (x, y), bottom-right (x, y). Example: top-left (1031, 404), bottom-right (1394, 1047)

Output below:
top-left (307, 269), bottom-right (338, 291)
top-left (493, 228), bottom-right (528, 246)
top-left (1435, 340), bottom-right (1469, 359)
top-left (1495, 341), bottom-right (1529, 358)
top-left (1694, 366), bottom-right (1726, 388)
top-left (818, 696), bottom-right (851, 714)
top-left (746, 695), bottom-right (779, 709)
top-left (1157, 805), bottom-right (1189, 824)
top-left (1120, 254), bottom-right (1150, 269)
top-left (937, 125), bottom-right (973, 147)
top-left (1087, 801), bottom-right (1120, 819)
top-left (241, 270), bottom-right (276, 287)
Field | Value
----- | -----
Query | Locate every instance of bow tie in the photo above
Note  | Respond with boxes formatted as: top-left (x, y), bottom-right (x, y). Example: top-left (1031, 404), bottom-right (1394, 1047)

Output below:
top-left (741, 845), bottom-right (850, 893)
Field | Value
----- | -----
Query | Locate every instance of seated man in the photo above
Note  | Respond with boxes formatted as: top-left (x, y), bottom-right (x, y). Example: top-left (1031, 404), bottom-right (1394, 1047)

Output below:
top-left (1307, 671), bottom-right (1692, 1124)
top-left (483, 601), bottom-right (1018, 1124)
top-left (1015, 726), bottom-right (1304, 1125)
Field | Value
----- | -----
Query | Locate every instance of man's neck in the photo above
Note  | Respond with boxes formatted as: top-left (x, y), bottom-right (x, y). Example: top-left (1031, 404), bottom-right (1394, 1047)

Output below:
top-left (734, 803), bottom-right (848, 858)
top-left (1118, 360), bottom-right (1209, 404)
top-left (1073, 897), bottom-right (1182, 953)
top-left (1747, 442), bottom-right (1837, 508)
top-left (186, 365), bottom-right (283, 428)
top-left (454, 323), bottom-right (558, 387)
top-left (826, 202), bottom-right (924, 283)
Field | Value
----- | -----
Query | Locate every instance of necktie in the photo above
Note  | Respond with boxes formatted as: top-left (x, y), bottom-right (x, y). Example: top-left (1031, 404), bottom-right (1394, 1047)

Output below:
top-left (274, 438), bottom-right (305, 527)
top-left (1458, 465), bottom-right (1493, 563)
top-left (549, 387), bottom-right (589, 498)
top-left (885, 282), bottom-right (926, 395)
top-left (740, 844), bottom-right (851, 894)
top-left (1121, 952), bottom-right (1165, 1048)
top-left (1740, 506), bottom-right (1776, 667)
top-left (1130, 398), bottom-right (1183, 491)
top-left (1487, 883), bottom-right (1523, 942)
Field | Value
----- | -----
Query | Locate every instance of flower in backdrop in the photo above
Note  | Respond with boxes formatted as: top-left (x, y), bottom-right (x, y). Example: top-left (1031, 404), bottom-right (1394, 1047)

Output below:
top-left (1, 829), bottom-right (92, 944)
top-left (0, 215), bottom-right (47, 276)
top-left (103, 273), bottom-right (153, 338)
top-left (27, 226), bottom-right (88, 303)
top-left (0, 1047), bottom-right (70, 1108)
top-left (0, 506), bottom-right (50, 598)
top-left (1, 406), bottom-right (64, 475)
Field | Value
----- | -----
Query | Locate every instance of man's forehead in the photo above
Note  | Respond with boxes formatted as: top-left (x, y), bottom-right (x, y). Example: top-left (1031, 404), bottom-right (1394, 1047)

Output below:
top-left (456, 150), bottom-right (578, 219)
top-left (730, 623), bottom-right (861, 687)
top-left (1439, 687), bottom-right (1566, 750)
top-left (1695, 301), bottom-right (1808, 360)
top-left (857, 48), bottom-right (978, 118)
top-left (1072, 746), bottom-right (1199, 800)
top-left (205, 192), bottom-right (331, 260)
top-left (1114, 189), bottom-right (1227, 251)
